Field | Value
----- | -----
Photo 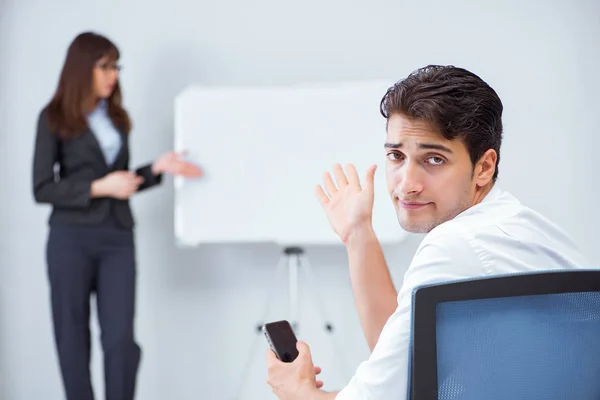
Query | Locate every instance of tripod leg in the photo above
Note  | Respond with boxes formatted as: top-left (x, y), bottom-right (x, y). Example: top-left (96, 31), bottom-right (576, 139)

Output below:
top-left (230, 253), bottom-right (287, 399)
top-left (299, 255), bottom-right (352, 381)
top-left (289, 253), bottom-right (299, 331)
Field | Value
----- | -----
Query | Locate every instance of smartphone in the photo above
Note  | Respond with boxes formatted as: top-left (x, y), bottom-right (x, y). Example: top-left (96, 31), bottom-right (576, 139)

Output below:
top-left (263, 320), bottom-right (299, 363)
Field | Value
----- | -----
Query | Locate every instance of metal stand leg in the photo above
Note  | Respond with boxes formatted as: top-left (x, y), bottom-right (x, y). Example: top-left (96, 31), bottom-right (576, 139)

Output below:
top-left (231, 253), bottom-right (287, 399)
top-left (299, 253), bottom-right (351, 379)
top-left (286, 247), bottom-right (300, 331)
top-left (231, 246), bottom-right (350, 399)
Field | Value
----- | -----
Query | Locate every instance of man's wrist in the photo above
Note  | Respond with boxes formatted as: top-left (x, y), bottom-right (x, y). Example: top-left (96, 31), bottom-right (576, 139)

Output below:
top-left (344, 222), bottom-right (377, 248)
top-left (307, 388), bottom-right (338, 400)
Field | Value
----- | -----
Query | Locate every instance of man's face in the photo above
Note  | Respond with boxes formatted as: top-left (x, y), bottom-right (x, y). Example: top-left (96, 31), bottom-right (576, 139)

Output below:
top-left (385, 114), bottom-right (478, 233)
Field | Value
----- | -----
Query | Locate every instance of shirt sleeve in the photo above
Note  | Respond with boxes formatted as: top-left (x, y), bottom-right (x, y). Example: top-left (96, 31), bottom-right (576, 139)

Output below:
top-left (335, 233), bottom-right (484, 400)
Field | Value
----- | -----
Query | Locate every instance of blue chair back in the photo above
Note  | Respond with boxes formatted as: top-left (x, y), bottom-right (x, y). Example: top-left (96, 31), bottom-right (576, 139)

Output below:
top-left (409, 271), bottom-right (600, 400)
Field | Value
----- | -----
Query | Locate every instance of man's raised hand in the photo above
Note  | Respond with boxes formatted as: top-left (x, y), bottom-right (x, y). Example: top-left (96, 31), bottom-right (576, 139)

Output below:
top-left (315, 163), bottom-right (377, 245)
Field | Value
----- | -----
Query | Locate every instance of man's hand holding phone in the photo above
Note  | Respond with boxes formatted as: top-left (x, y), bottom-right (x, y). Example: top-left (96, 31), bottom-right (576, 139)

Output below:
top-left (264, 320), bottom-right (332, 399)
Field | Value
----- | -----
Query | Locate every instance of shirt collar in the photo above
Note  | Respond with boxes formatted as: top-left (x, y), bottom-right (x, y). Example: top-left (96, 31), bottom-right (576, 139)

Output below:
top-left (480, 183), bottom-right (502, 204)
top-left (96, 99), bottom-right (108, 110)
top-left (451, 184), bottom-right (503, 220)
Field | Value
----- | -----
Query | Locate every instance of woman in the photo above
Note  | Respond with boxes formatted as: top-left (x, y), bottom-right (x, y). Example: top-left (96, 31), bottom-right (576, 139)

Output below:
top-left (32, 31), bottom-right (202, 400)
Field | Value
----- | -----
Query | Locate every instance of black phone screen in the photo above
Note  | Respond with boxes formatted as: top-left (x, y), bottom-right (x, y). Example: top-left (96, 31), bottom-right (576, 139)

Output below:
top-left (264, 320), bottom-right (299, 362)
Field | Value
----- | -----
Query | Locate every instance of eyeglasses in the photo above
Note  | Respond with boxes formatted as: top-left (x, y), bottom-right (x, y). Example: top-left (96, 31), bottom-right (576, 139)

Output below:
top-left (95, 62), bottom-right (123, 72)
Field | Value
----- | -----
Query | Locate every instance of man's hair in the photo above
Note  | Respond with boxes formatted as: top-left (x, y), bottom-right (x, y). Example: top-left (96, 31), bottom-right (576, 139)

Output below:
top-left (380, 65), bottom-right (503, 180)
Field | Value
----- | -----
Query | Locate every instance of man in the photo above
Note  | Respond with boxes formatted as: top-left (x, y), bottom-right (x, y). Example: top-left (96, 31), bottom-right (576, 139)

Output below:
top-left (265, 65), bottom-right (590, 399)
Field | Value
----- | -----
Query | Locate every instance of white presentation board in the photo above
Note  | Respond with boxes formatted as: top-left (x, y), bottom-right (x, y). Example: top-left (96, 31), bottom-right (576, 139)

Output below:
top-left (174, 81), bottom-right (408, 246)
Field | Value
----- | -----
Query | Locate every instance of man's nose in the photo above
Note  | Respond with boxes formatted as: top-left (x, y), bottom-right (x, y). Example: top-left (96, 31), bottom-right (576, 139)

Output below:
top-left (398, 162), bottom-right (424, 197)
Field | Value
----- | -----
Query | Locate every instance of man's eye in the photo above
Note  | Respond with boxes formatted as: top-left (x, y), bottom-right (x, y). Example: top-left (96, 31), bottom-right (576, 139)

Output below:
top-left (427, 157), bottom-right (445, 165)
top-left (386, 152), bottom-right (403, 161)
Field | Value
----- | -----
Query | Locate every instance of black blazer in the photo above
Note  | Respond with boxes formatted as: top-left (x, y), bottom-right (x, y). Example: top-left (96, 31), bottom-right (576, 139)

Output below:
top-left (32, 108), bottom-right (162, 230)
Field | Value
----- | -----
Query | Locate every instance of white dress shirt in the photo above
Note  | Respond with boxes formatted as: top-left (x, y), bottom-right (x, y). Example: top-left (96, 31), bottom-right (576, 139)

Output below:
top-left (336, 184), bottom-right (591, 400)
top-left (87, 99), bottom-right (122, 166)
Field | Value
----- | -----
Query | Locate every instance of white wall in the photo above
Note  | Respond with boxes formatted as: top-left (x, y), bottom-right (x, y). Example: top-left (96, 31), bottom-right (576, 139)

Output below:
top-left (1, 0), bottom-right (599, 399)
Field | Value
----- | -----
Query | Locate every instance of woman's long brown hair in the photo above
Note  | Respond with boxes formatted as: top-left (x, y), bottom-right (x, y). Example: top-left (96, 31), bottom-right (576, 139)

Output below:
top-left (45, 32), bottom-right (131, 139)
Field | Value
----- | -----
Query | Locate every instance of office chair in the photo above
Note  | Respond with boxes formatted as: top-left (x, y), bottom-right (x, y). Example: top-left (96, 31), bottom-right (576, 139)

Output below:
top-left (408, 270), bottom-right (600, 400)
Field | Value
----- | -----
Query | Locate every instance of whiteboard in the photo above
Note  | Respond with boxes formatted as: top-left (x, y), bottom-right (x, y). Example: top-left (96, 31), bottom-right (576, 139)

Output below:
top-left (173, 81), bottom-right (409, 246)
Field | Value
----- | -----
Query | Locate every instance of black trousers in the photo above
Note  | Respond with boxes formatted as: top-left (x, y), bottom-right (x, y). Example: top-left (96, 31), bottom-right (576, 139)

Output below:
top-left (46, 222), bottom-right (141, 400)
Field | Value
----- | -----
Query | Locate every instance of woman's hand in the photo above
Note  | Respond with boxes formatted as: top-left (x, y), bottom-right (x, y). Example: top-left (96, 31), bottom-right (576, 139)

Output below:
top-left (151, 151), bottom-right (203, 178)
top-left (91, 171), bottom-right (144, 199)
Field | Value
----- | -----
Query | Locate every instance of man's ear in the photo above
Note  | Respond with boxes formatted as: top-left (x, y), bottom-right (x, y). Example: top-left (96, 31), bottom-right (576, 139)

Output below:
top-left (474, 149), bottom-right (497, 187)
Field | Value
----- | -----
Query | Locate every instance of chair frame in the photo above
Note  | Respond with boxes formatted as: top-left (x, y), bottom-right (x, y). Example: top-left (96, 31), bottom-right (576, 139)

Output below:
top-left (409, 270), bottom-right (600, 400)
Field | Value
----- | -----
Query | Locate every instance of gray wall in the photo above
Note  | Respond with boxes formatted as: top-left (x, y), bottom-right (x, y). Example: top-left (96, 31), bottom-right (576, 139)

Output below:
top-left (1, 0), bottom-right (599, 399)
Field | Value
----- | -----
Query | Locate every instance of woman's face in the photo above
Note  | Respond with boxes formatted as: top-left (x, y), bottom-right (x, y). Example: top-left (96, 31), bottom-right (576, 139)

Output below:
top-left (92, 56), bottom-right (120, 99)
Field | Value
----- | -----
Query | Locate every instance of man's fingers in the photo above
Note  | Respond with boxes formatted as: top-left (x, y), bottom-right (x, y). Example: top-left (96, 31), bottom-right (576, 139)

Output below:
top-left (333, 163), bottom-right (348, 188)
top-left (296, 340), bottom-right (315, 367)
top-left (315, 185), bottom-right (329, 207)
top-left (265, 348), bottom-right (278, 364)
top-left (323, 172), bottom-right (337, 197)
top-left (346, 164), bottom-right (361, 188)
top-left (364, 164), bottom-right (377, 188)
top-left (297, 341), bottom-right (312, 362)
top-left (297, 340), bottom-right (310, 351)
